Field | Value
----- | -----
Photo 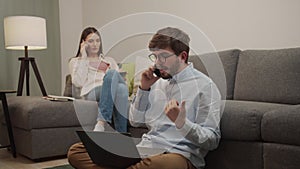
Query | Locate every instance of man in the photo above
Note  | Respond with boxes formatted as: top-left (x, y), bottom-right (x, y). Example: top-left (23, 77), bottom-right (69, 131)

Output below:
top-left (68, 27), bottom-right (221, 169)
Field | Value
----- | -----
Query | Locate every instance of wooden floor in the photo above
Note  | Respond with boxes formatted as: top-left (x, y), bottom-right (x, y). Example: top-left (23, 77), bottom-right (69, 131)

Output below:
top-left (0, 148), bottom-right (68, 169)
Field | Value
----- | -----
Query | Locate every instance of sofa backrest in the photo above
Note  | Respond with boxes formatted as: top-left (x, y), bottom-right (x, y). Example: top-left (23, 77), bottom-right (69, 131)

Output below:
top-left (64, 47), bottom-right (300, 105)
top-left (234, 47), bottom-right (300, 105)
top-left (65, 50), bottom-right (241, 100)
top-left (189, 49), bottom-right (241, 100)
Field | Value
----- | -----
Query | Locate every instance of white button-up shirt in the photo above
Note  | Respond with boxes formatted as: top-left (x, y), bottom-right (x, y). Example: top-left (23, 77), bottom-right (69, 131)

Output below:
top-left (130, 63), bottom-right (222, 169)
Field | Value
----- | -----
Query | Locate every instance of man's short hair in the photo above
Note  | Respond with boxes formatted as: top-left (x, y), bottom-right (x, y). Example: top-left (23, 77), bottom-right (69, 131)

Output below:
top-left (148, 27), bottom-right (190, 57)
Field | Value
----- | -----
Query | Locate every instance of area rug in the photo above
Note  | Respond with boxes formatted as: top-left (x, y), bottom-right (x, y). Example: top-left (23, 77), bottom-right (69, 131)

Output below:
top-left (44, 164), bottom-right (74, 169)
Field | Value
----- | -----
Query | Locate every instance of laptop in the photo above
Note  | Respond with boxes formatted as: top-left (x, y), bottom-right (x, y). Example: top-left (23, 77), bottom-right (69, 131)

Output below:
top-left (76, 130), bottom-right (166, 168)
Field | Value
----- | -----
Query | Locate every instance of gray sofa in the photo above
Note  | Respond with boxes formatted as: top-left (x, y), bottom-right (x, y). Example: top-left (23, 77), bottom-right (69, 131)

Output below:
top-left (128, 47), bottom-right (300, 169)
top-left (0, 97), bottom-right (99, 160)
top-left (0, 47), bottom-right (299, 169)
top-left (192, 48), bottom-right (300, 169)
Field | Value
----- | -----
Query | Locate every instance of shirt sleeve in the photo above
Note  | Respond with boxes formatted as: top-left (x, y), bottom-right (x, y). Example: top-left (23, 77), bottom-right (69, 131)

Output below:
top-left (129, 87), bottom-right (150, 127)
top-left (68, 57), bottom-right (89, 87)
top-left (177, 81), bottom-right (222, 150)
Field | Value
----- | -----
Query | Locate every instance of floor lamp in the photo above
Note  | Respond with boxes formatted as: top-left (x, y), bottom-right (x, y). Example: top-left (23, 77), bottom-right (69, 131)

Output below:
top-left (4, 16), bottom-right (48, 96)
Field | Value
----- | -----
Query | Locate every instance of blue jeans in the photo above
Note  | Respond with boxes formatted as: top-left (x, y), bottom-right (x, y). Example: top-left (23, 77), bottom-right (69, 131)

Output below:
top-left (85, 69), bottom-right (128, 132)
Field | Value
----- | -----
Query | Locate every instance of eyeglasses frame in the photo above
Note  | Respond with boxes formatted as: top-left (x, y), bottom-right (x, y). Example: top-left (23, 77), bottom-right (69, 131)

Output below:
top-left (148, 52), bottom-right (176, 63)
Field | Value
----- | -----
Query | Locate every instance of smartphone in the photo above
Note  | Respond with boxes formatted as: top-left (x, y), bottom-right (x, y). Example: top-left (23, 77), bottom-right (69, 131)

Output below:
top-left (153, 68), bottom-right (161, 77)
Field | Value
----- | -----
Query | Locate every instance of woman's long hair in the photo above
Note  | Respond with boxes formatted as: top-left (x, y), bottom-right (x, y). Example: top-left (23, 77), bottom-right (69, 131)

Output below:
top-left (75, 27), bottom-right (103, 57)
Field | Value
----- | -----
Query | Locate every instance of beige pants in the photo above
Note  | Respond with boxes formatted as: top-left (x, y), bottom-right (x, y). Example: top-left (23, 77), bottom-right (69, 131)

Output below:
top-left (68, 142), bottom-right (196, 169)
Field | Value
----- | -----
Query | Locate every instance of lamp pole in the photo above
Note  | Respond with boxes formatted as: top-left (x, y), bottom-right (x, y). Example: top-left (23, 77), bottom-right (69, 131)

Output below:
top-left (17, 46), bottom-right (47, 96)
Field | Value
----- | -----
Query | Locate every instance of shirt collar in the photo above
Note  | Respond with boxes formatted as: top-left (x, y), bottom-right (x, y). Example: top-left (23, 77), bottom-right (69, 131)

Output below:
top-left (169, 62), bottom-right (195, 83)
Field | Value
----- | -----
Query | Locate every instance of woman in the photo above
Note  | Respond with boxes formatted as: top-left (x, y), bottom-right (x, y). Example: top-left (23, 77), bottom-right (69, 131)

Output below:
top-left (69, 27), bottom-right (128, 132)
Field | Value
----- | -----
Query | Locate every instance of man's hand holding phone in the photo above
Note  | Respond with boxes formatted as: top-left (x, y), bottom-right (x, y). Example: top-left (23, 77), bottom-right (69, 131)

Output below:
top-left (140, 67), bottom-right (160, 91)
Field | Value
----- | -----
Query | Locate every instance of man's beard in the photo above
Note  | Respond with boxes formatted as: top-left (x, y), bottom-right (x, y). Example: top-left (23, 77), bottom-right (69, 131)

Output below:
top-left (158, 58), bottom-right (180, 79)
top-left (160, 72), bottom-right (172, 79)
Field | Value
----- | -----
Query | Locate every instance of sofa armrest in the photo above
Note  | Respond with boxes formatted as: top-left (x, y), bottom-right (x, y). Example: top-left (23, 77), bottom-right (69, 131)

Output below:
top-left (261, 104), bottom-right (300, 146)
top-left (63, 74), bottom-right (73, 97)
top-left (220, 100), bottom-right (286, 141)
top-left (63, 74), bottom-right (81, 99)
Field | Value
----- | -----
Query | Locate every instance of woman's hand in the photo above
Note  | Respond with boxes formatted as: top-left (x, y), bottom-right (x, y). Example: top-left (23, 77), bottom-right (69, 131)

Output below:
top-left (98, 60), bottom-right (110, 72)
top-left (80, 41), bottom-right (88, 58)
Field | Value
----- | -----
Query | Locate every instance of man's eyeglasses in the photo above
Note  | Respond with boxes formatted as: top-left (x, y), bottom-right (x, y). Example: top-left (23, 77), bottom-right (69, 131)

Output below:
top-left (148, 52), bottom-right (176, 63)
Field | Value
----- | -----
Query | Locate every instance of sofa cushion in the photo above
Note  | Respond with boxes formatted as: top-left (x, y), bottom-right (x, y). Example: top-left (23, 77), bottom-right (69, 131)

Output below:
top-left (205, 140), bottom-right (263, 169)
top-left (6, 96), bottom-right (98, 130)
top-left (263, 143), bottom-right (300, 169)
top-left (221, 100), bottom-right (287, 141)
top-left (234, 47), bottom-right (300, 104)
top-left (13, 127), bottom-right (83, 159)
top-left (189, 49), bottom-right (240, 100)
top-left (261, 105), bottom-right (300, 146)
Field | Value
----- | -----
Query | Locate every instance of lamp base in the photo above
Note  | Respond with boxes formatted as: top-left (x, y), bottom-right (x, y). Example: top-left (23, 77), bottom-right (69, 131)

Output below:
top-left (17, 57), bottom-right (47, 96)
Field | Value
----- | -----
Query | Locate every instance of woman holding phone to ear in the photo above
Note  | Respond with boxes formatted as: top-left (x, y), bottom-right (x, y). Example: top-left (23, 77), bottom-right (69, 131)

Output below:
top-left (69, 27), bottom-right (128, 132)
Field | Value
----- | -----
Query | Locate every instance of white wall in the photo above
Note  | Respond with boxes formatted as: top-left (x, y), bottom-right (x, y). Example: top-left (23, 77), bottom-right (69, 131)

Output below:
top-left (59, 0), bottom-right (83, 93)
top-left (59, 0), bottom-right (300, 93)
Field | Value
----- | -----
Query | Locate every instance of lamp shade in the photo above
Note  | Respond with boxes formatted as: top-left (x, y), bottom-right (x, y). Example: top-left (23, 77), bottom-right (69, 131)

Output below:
top-left (4, 16), bottom-right (47, 50)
